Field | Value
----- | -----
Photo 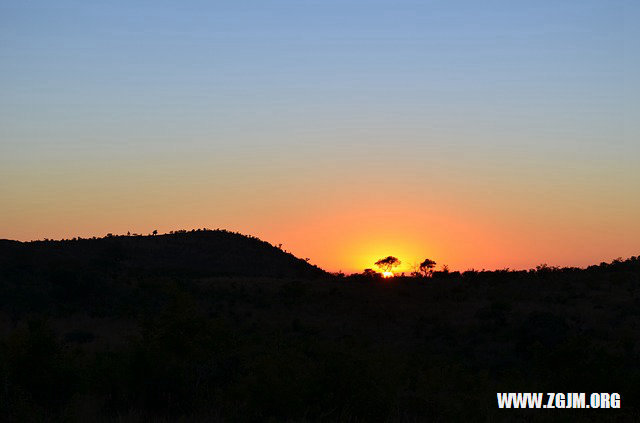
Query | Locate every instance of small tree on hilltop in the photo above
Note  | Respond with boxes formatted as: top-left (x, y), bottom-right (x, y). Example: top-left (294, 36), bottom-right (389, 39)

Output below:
top-left (419, 258), bottom-right (437, 277)
top-left (375, 256), bottom-right (401, 273)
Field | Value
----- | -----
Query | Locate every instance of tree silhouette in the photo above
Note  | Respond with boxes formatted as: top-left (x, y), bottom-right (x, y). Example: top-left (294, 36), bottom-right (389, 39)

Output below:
top-left (362, 268), bottom-right (378, 277)
top-left (419, 258), bottom-right (437, 277)
top-left (375, 256), bottom-right (401, 273)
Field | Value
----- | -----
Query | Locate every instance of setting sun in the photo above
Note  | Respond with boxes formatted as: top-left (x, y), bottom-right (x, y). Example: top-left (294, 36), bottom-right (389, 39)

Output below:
top-left (382, 271), bottom-right (394, 278)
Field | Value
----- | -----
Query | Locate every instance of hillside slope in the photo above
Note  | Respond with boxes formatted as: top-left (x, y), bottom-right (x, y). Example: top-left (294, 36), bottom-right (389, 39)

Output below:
top-left (0, 229), bottom-right (327, 280)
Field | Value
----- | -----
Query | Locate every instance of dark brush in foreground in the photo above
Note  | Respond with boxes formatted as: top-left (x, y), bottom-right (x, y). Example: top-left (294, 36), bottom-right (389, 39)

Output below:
top-left (0, 231), bottom-right (638, 421)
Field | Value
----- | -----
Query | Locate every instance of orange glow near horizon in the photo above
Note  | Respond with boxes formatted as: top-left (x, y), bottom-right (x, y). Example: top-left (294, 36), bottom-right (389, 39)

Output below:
top-left (1, 155), bottom-right (638, 274)
top-left (1, 215), bottom-right (638, 275)
top-left (382, 271), bottom-right (394, 278)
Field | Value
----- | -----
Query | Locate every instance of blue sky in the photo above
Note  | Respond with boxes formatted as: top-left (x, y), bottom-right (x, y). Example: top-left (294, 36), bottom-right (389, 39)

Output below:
top-left (2, 0), bottom-right (633, 153)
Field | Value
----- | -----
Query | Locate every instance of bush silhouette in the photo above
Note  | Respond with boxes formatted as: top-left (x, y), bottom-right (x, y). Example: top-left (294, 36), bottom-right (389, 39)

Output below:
top-left (419, 258), bottom-right (437, 277)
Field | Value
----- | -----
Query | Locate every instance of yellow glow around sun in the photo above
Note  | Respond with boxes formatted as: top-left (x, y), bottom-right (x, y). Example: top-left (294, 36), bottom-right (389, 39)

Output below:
top-left (343, 236), bottom-right (424, 275)
top-left (382, 271), bottom-right (394, 278)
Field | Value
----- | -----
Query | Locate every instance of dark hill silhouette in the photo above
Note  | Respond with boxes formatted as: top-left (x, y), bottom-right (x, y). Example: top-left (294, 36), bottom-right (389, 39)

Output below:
top-left (0, 229), bottom-right (326, 280)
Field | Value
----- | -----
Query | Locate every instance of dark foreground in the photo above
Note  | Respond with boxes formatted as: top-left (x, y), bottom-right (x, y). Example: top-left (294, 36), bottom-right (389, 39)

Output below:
top-left (1, 238), bottom-right (639, 421)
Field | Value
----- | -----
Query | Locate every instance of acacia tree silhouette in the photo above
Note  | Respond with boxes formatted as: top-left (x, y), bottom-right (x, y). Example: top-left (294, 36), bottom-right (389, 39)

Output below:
top-left (419, 258), bottom-right (437, 277)
top-left (375, 256), bottom-right (401, 273)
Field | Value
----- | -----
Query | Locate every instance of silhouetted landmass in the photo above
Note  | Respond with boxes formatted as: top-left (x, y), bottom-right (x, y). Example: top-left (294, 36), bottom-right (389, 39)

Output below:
top-left (0, 231), bottom-right (638, 421)
top-left (0, 229), bottom-right (325, 279)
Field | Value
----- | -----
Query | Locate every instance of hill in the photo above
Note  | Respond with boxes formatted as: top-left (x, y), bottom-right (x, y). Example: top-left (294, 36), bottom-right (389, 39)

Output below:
top-left (0, 229), bottom-right (327, 280)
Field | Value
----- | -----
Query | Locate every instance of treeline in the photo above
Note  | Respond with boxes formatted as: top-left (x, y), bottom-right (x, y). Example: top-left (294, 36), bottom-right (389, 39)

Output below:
top-left (344, 255), bottom-right (640, 281)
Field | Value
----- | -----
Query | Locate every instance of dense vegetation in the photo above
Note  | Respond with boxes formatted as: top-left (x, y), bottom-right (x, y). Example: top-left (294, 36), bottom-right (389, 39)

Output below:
top-left (0, 231), bottom-right (638, 421)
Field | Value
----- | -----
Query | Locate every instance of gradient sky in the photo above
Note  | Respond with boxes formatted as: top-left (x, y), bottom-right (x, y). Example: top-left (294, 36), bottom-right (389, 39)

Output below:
top-left (1, 0), bottom-right (638, 273)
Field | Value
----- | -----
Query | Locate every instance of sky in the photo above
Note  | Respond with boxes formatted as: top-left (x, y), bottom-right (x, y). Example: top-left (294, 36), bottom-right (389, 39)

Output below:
top-left (1, 0), bottom-right (638, 273)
